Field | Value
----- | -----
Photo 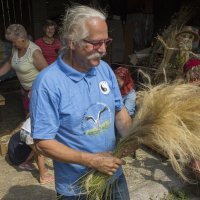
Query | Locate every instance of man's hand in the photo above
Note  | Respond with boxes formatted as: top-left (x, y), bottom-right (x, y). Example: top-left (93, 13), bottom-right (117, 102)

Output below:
top-left (89, 152), bottom-right (125, 176)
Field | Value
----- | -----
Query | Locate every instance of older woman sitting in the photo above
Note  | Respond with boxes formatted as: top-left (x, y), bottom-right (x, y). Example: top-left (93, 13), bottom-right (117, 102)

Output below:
top-left (0, 24), bottom-right (48, 114)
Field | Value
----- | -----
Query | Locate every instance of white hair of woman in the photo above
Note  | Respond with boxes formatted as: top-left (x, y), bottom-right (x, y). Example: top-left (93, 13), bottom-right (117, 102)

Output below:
top-left (5, 24), bottom-right (28, 41)
top-left (60, 5), bottom-right (107, 50)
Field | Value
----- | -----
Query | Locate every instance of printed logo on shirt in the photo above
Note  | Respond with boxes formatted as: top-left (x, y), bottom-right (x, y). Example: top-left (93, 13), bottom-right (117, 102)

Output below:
top-left (99, 81), bottom-right (110, 94)
top-left (82, 102), bottom-right (111, 135)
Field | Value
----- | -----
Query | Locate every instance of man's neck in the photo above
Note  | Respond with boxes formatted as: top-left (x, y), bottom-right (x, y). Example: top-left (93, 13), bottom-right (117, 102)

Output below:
top-left (62, 54), bottom-right (90, 72)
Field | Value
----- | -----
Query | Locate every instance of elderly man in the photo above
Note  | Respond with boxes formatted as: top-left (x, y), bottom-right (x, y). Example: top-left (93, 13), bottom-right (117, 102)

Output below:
top-left (30, 5), bottom-right (132, 200)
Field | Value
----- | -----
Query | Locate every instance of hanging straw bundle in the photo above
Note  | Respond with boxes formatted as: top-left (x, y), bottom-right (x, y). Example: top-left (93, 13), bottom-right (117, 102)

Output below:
top-left (79, 82), bottom-right (200, 200)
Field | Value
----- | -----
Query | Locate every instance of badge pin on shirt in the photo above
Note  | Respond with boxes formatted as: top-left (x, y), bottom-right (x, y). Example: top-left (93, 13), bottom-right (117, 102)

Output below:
top-left (99, 81), bottom-right (110, 94)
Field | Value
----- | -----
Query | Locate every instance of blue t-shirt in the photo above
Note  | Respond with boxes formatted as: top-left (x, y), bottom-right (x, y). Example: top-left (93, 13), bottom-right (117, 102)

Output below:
top-left (30, 55), bottom-right (124, 196)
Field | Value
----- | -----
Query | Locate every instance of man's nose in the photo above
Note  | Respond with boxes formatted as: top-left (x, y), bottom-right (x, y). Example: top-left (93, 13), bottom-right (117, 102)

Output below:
top-left (97, 42), bottom-right (107, 53)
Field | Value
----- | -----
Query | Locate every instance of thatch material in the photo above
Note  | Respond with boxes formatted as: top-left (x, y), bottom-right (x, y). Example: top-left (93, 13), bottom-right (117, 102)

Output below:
top-left (117, 83), bottom-right (200, 179)
top-left (150, 4), bottom-right (195, 68)
top-left (81, 82), bottom-right (200, 200)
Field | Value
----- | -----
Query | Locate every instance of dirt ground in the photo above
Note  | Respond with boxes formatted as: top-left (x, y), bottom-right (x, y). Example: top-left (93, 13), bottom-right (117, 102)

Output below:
top-left (0, 156), bottom-right (56, 200)
top-left (1, 146), bottom-right (200, 200)
top-left (0, 79), bottom-right (57, 199)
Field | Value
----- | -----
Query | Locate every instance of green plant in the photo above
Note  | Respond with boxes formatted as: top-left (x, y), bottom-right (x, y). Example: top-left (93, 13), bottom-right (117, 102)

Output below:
top-left (162, 190), bottom-right (188, 200)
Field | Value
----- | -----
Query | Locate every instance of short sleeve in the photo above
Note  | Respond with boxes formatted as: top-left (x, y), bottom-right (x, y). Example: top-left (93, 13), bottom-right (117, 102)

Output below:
top-left (30, 88), bottom-right (59, 140)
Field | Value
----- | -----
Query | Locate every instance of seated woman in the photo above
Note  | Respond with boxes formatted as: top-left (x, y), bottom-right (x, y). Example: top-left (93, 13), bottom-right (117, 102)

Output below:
top-left (0, 24), bottom-right (48, 114)
top-left (8, 117), bottom-right (54, 184)
top-left (114, 66), bottom-right (136, 118)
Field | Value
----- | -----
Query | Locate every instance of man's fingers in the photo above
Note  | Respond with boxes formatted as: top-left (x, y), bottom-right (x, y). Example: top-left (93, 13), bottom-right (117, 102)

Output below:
top-left (108, 171), bottom-right (113, 176)
top-left (111, 163), bottom-right (120, 169)
top-left (110, 167), bottom-right (119, 173)
top-left (114, 158), bottom-right (126, 165)
top-left (93, 152), bottom-right (127, 175)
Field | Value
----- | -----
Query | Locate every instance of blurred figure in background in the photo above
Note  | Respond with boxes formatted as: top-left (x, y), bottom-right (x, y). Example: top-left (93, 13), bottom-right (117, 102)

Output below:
top-left (114, 66), bottom-right (136, 118)
top-left (0, 29), bottom-right (13, 82)
top-left (183, 58), bottom-right (200, 179)
top-left (8, 117), bottom-right (54, 184)
top-left (35, 19), bottom-right (61, 65)
top-left (20, 117), bottom-right (54, 184)
top-left (183, 58), bottom-right (200, 86)
top-left (0, 24), bottom-right (48, 114)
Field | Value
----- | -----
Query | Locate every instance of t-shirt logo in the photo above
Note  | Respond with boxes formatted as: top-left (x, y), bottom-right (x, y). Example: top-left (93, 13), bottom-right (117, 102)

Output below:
top-left (99, 81), bottom-right (110, 94)
top-left (82, 102), bottom-right (111, 135)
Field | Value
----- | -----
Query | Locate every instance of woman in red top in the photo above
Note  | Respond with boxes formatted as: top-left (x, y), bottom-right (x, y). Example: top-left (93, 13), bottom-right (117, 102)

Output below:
top-left (35, 20), bottom-right (61, 65)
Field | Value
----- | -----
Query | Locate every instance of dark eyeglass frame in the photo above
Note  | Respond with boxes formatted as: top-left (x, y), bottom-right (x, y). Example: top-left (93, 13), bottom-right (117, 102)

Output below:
top-left (82, 38), bottom-right (112, 50)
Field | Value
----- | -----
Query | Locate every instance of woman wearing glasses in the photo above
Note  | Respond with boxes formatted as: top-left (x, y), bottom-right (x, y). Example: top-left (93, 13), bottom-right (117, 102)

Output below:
top-left (30, 5), bottom-right (132, 200)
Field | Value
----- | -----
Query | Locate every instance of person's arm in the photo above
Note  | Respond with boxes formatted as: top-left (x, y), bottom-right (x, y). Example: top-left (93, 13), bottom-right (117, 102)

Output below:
top-left (0, 58), bottom-right (12, 76)
top-left (32, 49), bottom-right (48, 71)
top-left (123, 90), bottom-right (136, 117)
top-left (34, 139), bottom-right (125, 176)
top-left (115, 107), bottom-right (132, 137)
top-left (115, 107), bottom-right (138, 158)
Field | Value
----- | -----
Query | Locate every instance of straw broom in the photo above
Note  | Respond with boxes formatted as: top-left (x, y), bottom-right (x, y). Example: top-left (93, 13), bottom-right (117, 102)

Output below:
top-left (79, 82), bottom-right (200, 200)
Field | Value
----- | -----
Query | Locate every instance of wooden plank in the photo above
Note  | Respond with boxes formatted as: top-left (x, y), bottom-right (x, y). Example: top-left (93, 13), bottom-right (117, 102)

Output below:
top-left (0, 94), bottom-right (5, 106)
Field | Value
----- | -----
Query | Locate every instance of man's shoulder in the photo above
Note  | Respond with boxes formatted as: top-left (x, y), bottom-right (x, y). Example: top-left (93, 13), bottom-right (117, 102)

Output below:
top-left (34, 63), bottom-right (62, 86)
top-left (100, 59), bottom-right (109, 66)
top-left (98, 60), bottom-right (115, 76)
top-left (99, 60), bottom-right (112, 71)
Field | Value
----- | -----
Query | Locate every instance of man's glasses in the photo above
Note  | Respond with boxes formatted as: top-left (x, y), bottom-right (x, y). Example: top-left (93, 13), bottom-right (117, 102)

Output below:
top-left (82, 38), bottom-right (112, 50)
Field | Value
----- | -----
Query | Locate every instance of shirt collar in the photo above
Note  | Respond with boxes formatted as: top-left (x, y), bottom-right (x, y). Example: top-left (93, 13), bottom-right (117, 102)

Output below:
top-left (57, 55), bottom-right (97, 82)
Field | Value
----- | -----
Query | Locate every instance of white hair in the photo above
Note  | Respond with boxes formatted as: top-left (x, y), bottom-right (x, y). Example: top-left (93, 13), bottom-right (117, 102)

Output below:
top-left (60, 5), bottom-right (107, 47)
top-left (5, 24), bottom-right (27, 41)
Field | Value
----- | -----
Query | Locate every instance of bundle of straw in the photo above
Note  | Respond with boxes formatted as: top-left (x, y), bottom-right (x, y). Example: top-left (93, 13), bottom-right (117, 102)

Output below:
top-left (150, 3), bottom-right (195, 68)
top-left (119, 83), bottom-right (200, 177)
top-left (80, 82), bottom-right (200, 200)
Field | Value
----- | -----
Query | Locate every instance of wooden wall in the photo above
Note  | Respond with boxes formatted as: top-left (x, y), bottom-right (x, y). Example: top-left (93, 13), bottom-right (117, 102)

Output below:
top-left (0, 0), bottom-right (33, 39)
